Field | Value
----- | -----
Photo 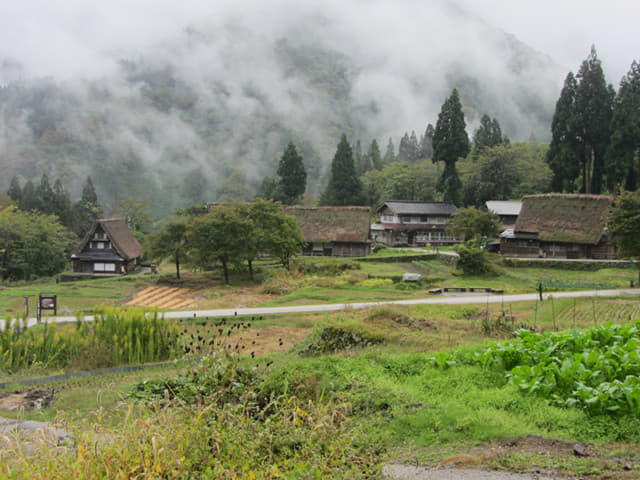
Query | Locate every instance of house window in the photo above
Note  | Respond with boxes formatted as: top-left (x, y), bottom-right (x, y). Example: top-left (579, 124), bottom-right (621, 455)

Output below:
top-left (381, 215), bottom-right (397, 223)
top-left (94, 263), bottom-right (116, 272)
top-left (96, 242), bottom-right (105, 249)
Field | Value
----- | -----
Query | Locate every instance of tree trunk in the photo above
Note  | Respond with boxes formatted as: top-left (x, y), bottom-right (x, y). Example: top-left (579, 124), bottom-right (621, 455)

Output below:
top-left (221, 256), bottom-right (229, 284)
top-left (248, 259), bottom-right (253, 279)
top-left (175, 251), bottom-right (180, 279)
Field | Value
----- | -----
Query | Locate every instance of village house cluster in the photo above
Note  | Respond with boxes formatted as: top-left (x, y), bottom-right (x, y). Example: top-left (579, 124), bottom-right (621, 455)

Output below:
top-left (70, 193), bottom-right (618, 276)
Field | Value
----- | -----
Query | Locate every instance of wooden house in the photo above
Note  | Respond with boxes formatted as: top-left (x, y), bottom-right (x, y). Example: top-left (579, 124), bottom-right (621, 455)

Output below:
top-left (70, 218), bottom-right (143, 274)
top-left (284, 206), bottom-right (372, 257)
top-left (486, 200), bottom-right (522, 230)
top-left (371, 201), bottom-right (458, 246)
top-left (500, 194), bottom-right (616, 259)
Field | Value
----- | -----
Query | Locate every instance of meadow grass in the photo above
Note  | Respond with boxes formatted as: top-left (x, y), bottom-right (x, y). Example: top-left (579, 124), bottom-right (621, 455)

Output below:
top-left (3, 300), bottom-right (640, 478)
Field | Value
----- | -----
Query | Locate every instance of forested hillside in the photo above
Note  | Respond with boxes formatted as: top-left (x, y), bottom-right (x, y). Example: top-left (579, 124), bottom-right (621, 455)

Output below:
top-left (0, 2), bottom-right (563, 219)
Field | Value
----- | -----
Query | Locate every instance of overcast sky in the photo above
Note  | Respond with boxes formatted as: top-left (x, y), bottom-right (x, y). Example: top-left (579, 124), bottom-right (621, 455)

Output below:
top-left (457, 0), bottom-right (639, 84)
top-left (1, 0), bottom-right (637, 84)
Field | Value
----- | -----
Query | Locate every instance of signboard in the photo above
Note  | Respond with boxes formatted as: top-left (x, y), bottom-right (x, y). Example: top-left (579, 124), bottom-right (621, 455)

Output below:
top-left (38, 294), bottom-right (57, 321)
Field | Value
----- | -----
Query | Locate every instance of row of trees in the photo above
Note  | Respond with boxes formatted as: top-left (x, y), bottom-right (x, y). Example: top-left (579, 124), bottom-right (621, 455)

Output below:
top-left (547, 47), bottom-right (640, 193)
top-left (148, 199), bottom-right (305, 283)
top-left (7, 175), bottom-right (102, 238)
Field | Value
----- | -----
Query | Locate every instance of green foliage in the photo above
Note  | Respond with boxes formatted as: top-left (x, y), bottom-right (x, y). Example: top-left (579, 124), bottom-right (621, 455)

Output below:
top-left (473, 114), bottom-right (507, 151)
top-left (470, 321), bottom-right (640, 415)
top-left (187, 199), bottom-right (305, 280)
top-left (454, 240), bottom-right (492, 275)
top-left (320, 133), bottom-right (365, 206)
top-left (0, 206), bottom-right (75, 281)
top-left (116, 197), bottom-right (152, 237)
top-left (147, 217), bottom-right (189, 278)
top-left (361, 160), bottom-right (438, 208)
top-left (608, 190), bottom-right (640, 259)
top-left (130, 351), bottom-right (257, 406)
top-left (0, 307), bottom-right (178, 372)
top-left (188, 203), bottom-right (252, 283)
top-left (298, 325), bottom-right (384, 356)
top-left (606, 60), bottom-right (640, 191)
top-left (446, 206), bottom-right (500, 243)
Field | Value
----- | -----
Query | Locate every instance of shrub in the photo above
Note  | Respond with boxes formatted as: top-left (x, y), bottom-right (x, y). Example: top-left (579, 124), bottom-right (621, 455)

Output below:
top-left (455, 240), bottom-right (492, 275)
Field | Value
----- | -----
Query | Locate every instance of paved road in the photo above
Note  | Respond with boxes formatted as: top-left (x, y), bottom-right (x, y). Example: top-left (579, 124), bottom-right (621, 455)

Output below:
top-left (5, 288), bottom-right (640, 329)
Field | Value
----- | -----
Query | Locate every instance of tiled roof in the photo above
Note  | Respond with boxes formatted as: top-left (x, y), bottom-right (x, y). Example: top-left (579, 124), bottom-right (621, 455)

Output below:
top-left (377, 201), bottom-right (457, 216)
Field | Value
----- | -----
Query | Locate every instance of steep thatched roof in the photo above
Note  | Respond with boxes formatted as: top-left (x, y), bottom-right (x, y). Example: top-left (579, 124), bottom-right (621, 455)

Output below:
top-left (515, 194), bottom-right (614, 245)
top-left (78, 218), bottom-right (143, 260)
top-left (284, 206), bottom-right (371, 243)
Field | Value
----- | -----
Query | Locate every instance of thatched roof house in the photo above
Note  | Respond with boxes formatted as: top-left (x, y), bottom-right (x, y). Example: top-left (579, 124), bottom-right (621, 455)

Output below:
top-left (284, 206), bottom-right (371, 257)
top-left (71, 218), bottom-right (143, 274)
top-left (501, 194), bottom-right (615, 259)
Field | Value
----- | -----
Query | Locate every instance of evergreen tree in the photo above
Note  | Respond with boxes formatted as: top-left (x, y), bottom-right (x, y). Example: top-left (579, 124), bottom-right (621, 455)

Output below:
top-left (606, 60), bottom-right (640, 191)
top-left (383, 137), bottom-right (395, 164)
top-left (432, 88), bottom-right (470, 205)
top-left (72, 176), bottom-right (102, 238)
top-left (81, 176), bottom-right (99, 205)
top-left (473, 115), bottom-right (506, 154)
top-left (276, 142), bottom-right (307, 205)
top-left (36, 173), bottom-right (55, 214)
top-left (7, 177), bottom-right (22, 206)
top-left (320, 134), bottom-right (364, 206)
top-left (420, 124), bottom-right (434, 159)
top-left (574, 46), bottom-right (614, 193)
top-left (367, 139), bottom-right (383, 170)
top-left (397, 133), bottom-right (410, 162)
top-left (547, 72), bottom-right (581, 192)
top-left (408, 130), bottom-right (420, 162)
top-left (20, 180), bottom-right (38, 211)
top-left (52, 178), bottom-right (72, 227)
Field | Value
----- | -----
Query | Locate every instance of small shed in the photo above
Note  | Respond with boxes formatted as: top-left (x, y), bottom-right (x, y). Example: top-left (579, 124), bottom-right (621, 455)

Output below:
top-left (500, 194), bottom-right (615, 259)
top-left (284, 206), bottom-right (372, 257)
top-left (71, 218), bottom-right (143, 274)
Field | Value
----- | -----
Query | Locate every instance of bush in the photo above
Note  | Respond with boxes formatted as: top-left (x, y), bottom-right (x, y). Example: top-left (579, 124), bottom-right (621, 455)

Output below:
top-left (455, 241), bottom-right (492, 275)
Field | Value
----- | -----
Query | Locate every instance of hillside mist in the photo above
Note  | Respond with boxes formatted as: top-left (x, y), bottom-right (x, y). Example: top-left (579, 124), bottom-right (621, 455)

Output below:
top-left (0, 0), bottom-right (565, 218)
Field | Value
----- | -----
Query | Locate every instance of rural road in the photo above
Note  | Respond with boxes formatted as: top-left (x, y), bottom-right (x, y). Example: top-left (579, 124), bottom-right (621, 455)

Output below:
top-left (7, 287), bottom-right (640, 329)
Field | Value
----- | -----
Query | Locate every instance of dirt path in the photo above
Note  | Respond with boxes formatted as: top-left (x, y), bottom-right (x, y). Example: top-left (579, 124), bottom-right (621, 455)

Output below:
top-left (383, 465), bottom-right (558, 479)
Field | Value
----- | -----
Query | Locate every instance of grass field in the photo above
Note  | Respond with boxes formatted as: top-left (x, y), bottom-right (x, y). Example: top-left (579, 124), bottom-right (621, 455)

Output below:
top-left (1, 255), bottom-right (639, 478)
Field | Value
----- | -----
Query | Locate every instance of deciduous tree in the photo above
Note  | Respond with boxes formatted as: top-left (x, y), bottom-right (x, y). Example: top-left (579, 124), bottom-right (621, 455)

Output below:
top-left (608, 190), bottom-right (640, 283)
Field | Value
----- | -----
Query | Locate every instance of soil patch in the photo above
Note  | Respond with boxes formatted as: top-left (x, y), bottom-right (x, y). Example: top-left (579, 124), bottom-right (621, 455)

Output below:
top-left (0, 389), bottom-right (54, 411)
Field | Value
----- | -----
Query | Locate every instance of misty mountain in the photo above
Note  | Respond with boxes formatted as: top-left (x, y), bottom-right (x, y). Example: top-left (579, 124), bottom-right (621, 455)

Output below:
top-left (0, 0), bottom-right (565, 219)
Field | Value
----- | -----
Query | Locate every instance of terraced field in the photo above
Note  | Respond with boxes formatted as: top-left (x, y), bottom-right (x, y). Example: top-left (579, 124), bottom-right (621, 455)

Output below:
top-left (124, 286), bottom-right (194, 309)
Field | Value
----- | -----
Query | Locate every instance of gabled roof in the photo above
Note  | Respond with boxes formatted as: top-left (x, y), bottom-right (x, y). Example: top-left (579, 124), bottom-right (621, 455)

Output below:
top-left (376, 200), bottom-right (457, 216)
top-left (515, 194), bottom-right (614, 245)
top-left (486, 201), bottom-right (522, 216)
top-left (77, 218), bottom-right (143, 260)
top-left (284, 206), bottom-right (371, 243)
